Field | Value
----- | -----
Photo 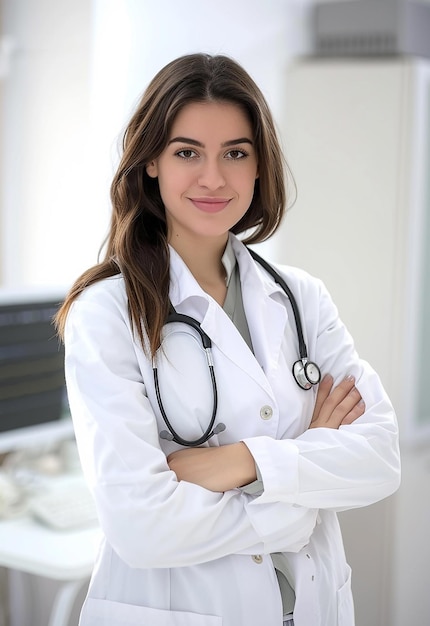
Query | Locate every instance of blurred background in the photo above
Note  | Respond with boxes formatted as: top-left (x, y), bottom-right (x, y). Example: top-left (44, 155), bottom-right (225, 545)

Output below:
top-left (0, 0), bottom-right (429, 624)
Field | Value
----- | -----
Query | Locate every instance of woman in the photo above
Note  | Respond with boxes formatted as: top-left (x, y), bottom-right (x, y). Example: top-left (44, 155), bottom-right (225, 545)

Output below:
top-left (56, 54), bottom-right (400, 626)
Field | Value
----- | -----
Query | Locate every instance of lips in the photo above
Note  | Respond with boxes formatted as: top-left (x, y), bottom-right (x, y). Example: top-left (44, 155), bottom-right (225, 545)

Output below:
top-left (189, 197), bottom-right (231, 213)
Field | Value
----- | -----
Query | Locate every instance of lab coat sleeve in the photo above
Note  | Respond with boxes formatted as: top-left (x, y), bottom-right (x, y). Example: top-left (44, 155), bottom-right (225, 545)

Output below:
top-left (64, 286), bottom-right (318, 569)
top-left (242, 271), bottom-right (401, 512)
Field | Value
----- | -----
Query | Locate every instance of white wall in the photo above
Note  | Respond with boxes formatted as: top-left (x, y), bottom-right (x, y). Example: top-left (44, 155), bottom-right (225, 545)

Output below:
top-left (0, 0), bottom-right (313, 290)
top-left (0, 0), bottom-right (93, 290)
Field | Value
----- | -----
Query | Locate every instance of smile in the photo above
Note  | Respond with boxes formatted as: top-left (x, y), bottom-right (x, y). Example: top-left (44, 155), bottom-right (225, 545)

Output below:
top-left (189, 197), bottom-right (231, 213)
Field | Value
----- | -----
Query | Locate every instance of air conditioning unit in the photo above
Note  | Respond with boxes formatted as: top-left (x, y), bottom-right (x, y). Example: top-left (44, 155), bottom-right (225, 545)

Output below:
top-left (312, 0), bottom-right (430, 58)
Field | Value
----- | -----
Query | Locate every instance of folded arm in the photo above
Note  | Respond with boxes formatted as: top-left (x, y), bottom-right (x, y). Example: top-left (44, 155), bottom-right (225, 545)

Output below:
top-left (167, 374), bottom-right (365, 492)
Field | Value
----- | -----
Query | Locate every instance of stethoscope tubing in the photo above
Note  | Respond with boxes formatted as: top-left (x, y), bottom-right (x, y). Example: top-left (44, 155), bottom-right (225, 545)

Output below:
top-left (247, 249), bottom-right (308, 361)
top-left (154, 249), bottom-right (321, 446)
top-left (154, 312), bottom-right (220, 447)
top-left (155, 354), bottom-right (219, 447)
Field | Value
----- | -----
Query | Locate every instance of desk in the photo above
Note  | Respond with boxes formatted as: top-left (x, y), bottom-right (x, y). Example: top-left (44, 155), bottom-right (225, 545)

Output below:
top-left (0, 515), bottom-right (102, 626)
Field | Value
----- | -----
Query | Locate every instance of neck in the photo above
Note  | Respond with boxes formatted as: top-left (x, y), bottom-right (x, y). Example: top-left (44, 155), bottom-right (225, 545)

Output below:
top-left (169, 234), bottom-right (229, 305)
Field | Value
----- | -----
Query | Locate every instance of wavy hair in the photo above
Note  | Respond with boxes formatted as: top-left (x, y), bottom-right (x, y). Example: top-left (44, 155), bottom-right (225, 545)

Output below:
top-left (55, 53), bottom-right (293, 357)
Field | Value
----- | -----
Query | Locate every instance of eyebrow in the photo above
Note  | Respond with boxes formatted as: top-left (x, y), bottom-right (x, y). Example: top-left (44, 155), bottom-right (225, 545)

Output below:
top-left (167, 136), bottom-right (253, 148)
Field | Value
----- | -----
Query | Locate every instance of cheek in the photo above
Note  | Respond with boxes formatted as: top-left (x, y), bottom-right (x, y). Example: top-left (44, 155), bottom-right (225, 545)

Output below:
top-left (240, 161), bottom-right (258, 185)
top-left (157, 172), bottom-right (180, 204)
top-left (158, 167), bottom-right (190, 196)
top-left (241, 171), bottom-right (258, 199)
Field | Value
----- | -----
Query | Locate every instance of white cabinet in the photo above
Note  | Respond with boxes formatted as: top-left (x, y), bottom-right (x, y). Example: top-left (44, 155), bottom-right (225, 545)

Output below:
top-left (274, 59), bottom-right (430, 626)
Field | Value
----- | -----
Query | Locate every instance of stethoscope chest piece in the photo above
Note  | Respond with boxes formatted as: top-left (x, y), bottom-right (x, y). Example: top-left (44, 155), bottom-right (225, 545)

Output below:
top-left (248, 249), bottom-right (322, 392)
top-left (293, 358), bottom-right (321, 390)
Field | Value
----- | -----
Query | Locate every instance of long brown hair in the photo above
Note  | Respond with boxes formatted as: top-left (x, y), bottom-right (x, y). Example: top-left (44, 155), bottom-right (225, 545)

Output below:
top-left (55, 53), bottom-right (292, 357)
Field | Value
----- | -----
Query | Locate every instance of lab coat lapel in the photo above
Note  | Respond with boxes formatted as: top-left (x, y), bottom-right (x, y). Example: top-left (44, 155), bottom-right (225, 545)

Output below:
top-left (200, 302), bottom-right (272, 393)
top-left (200, 237), bottom-right (290, 393)
top-left (168, 242), bottom-right (284, 394)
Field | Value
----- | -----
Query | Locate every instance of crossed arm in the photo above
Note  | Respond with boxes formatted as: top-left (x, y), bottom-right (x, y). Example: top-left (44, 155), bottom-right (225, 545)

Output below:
top-left (167, 374), bottom-right (365, 493)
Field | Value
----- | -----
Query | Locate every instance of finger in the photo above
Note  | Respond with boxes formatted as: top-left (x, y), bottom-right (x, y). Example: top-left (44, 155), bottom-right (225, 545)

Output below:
top-left (330, 387), bottom-right (361, 425)
top-left (316, 375), bottom-right (356, 424)
top-left (328, 387), bottom-right (363, 427)
top-left (310, 374), bottom-right (333, 425)
top-left (341, 399), bottom-right (366, 425)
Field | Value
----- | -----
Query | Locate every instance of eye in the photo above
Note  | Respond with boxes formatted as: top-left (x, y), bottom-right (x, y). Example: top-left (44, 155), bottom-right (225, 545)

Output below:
top-left (225, 149), bottom-right (248, 160)
top-left (176, 149), bottom-right (198, 160)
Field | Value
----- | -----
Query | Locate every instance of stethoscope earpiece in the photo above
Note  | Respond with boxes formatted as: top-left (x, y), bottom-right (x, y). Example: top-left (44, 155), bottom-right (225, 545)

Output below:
top-left (159, 430), bottom-right (174, 441)
top-left (159, 423), bottom-right (226, 444)
top-left (212, 423), bottom-right (226, 435)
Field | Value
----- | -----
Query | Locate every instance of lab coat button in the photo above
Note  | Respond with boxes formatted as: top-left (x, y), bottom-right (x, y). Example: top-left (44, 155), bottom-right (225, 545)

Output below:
top-left (260, 405), bottom-right (273, 420)
top-left (252, 555), bottom-right (263, 564)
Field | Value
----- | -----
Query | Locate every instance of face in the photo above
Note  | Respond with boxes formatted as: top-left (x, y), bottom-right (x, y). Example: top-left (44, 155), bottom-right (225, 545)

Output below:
top-left (146, 101), bottom-right (258, 247)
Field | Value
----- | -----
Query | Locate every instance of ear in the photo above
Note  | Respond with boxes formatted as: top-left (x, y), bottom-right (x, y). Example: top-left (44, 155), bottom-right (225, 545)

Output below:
top-left (146, 160), bottom-right (158, 178)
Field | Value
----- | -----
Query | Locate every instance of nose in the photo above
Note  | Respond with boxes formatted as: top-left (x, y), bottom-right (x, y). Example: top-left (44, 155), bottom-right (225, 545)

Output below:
top-left (197, 158), bottom-right (226, 190)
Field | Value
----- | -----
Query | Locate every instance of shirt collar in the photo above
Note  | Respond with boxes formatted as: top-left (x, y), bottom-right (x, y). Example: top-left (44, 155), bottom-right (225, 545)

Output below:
top-left (221, 237), bottom-right (237, 287)
top-left (168, 233), bottom-right (286, 309)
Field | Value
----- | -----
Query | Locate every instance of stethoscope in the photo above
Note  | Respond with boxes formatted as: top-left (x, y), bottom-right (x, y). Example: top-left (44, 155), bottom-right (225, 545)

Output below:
top-left (154, 249), bottom-right (321, 447)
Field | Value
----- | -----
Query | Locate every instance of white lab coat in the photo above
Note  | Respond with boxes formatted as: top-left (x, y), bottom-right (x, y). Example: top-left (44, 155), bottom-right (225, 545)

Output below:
top-left (64, 234), bottom-right (400, 626)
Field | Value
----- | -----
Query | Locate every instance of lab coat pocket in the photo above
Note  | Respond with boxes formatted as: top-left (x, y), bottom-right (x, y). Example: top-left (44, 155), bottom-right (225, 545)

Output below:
top-left (336, 566), bottom-right (354, 625)
top-left (80, 597), bottom-right (222, 626)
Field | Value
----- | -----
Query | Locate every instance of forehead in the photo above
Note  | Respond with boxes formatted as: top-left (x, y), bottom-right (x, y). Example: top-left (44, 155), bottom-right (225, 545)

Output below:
top-left (169, 101), bottom-right (253, 140)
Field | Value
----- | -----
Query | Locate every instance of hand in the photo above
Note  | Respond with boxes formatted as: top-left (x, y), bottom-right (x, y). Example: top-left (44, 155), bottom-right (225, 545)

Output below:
top-left (167, 442), bottom-right (257, 492)
top-left (309, 374), bottom-right (365, 429)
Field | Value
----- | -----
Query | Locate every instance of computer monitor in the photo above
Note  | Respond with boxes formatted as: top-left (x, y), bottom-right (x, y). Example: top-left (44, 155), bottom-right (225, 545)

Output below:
top-left (0, 288), bottom-right (73, 453)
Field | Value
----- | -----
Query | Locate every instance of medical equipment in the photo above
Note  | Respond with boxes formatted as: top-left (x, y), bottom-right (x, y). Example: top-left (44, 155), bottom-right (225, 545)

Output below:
top-left (29, 479), bottom-right (98, 530)
top-left (155, 249), bottom-right (321, 447)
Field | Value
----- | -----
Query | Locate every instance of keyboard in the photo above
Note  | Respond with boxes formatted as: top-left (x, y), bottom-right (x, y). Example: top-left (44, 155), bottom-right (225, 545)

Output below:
top-left (28, 479), bottom-right (99, 531)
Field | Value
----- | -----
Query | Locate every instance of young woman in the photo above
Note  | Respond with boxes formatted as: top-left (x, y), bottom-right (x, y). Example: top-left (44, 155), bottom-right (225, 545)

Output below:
top-left (56, 53), bottom-right (400, 626)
